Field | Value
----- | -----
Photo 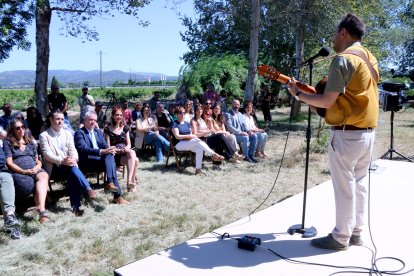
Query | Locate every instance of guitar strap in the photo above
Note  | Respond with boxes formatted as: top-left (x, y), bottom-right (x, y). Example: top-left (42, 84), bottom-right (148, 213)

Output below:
top-left (342, 50), bottom-right (379, 83)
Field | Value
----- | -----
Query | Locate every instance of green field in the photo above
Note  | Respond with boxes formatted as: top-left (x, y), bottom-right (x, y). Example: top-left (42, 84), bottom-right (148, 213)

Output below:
top-left (0, 87), bottom-right (177, 111)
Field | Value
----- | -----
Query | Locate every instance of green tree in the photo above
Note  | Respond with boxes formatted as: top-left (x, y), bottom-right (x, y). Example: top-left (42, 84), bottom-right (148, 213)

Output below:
top-left (181, 0), bottom-right (403, 116)
top-left (180, 54), bottom-right (249, 100)
top-left (399, 0), bottom-right (414, 74)
top-left (34, 0), bottom-right (152, 116)
top-left (51, 75), bottom-right (60, 88)
top-left (0, 1), bottom-right (33, 62)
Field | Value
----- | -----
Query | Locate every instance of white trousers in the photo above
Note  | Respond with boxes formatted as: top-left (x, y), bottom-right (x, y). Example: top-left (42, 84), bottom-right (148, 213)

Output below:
top-left (329, 129), bottom-right (375, 246)
top-left (223, 133), bottom-right (238, 153)
top-left (175, 138), bottom-right (215, 169)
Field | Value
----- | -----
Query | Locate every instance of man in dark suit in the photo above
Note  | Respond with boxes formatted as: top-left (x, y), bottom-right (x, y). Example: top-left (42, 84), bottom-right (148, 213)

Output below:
top-left (74, 111), bottom-right (129, 205)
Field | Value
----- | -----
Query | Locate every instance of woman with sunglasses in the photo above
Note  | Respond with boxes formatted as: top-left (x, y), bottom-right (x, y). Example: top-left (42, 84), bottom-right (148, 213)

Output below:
top-left (3, 119), bottom-right (50, 223)
top-left (136, 106), bottom-right (170, 163)
top-left (172, 107), bottom-right (224, 175)
top-left (104, 106), bottom-right (139, 192)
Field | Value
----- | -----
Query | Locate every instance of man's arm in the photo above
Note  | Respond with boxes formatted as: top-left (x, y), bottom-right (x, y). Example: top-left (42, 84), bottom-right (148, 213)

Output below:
top-left (224, 113), bottom-right (241, 135)
top-left (74, 129), bottom-right (101, 156)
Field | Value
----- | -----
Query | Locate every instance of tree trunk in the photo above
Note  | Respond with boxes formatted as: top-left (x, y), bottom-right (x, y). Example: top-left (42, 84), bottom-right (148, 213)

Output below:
top-left (35, 1), bottom-right (51, 117)
top-left (244, 0), bottom-right (260, 103)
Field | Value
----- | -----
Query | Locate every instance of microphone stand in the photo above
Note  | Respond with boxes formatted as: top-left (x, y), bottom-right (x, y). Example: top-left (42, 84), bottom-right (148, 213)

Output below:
top-left (287, 58), bottom-right (317, 238)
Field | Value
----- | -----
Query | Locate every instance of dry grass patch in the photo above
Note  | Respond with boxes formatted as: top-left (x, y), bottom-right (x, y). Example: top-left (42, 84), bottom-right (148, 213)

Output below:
top-left (0, 106), bottom-right (413, 274)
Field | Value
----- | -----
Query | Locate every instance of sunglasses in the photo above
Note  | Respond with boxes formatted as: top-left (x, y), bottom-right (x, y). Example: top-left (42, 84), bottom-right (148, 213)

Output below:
top-left (178, 111), bottom-right (186, 115)
top-left (15, 126), bottom-right (25, 131)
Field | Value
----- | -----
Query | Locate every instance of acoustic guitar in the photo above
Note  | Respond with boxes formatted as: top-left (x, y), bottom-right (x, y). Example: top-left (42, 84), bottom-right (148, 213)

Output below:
top-left (257, 64), bottom-right (327, 117)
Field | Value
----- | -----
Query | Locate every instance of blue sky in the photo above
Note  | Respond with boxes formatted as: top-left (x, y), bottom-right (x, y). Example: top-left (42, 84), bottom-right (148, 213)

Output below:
top-left (0, 1), bottom-right (194, 76)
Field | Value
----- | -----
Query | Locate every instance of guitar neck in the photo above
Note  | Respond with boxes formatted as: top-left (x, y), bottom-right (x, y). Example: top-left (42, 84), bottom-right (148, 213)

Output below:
top-left (296, 82), bottom-right (316, 94)
top-left (257, 65), bottom-right (316, 94)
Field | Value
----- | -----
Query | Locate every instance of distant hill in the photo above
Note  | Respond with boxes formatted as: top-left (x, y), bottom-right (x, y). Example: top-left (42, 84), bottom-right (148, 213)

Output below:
top-left (0, 70), bottom-right (178, 88)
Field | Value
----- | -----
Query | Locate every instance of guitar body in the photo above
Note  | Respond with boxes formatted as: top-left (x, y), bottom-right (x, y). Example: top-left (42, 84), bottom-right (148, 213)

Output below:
top-left (258, 64), bottom-right (327, 117)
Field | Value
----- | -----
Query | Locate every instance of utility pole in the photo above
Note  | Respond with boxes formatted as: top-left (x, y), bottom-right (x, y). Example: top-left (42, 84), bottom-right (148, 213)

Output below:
top-left (97, 50), bottom-right (105, 88)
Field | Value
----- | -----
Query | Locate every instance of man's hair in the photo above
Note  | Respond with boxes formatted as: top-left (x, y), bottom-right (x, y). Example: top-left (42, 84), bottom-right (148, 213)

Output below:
top-left (85, 111), bottom-right (97, 119)
top-left (337, 13), bottom-right (365, 40)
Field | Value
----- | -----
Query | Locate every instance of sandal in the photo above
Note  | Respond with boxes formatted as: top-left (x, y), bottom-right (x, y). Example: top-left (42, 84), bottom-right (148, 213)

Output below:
top-left (211, 154), bottom-right (225, 162)
top-left (39, 211), bottom-right (50, 224)
top-left (127, 183), bottom-right (137, 193)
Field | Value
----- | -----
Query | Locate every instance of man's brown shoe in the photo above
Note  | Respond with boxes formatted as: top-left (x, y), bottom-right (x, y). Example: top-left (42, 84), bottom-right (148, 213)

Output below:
top-left (87, 189), bottom-right (97, 200)
top-left (112, 197), bottom-right (130, 205)
top-left (104, 182), bottom-right (118, 192)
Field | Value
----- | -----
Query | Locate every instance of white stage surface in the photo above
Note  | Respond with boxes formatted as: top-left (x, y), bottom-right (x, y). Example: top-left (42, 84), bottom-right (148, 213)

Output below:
top-left (115, 159), bottom-right (414, 276)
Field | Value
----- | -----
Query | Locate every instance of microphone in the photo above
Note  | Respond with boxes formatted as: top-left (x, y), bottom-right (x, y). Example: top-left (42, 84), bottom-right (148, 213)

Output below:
top-left (301, 47), bottom-right (330, 66)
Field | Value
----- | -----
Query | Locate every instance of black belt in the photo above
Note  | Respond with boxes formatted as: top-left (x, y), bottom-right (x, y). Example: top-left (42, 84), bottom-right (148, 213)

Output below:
top-left (332, 125), bottom-right (373, 131)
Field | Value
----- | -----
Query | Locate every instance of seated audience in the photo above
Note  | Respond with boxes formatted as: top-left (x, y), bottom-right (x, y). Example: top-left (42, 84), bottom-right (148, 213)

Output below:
top-left (0, 146), bottom-right (21, 239)
top-left (244, 101), bottom-right (268, 158)
top-left (168, 104), bottom-right (178, 122)
top-left (4, 119), bottom-right (50, 223)
top-left (104, 107), bottom-right (139, 189)
top-left (94, 101), bottom-right (107, 129)
top-left (135, 106), bottom-right (170, 163)
top-left (121, 100), bottom-right (133, 127)
top-left (132, 102), bottom-right (142, 122)
top-left (183, 100), bottom-right (194, 123)
top-left (224, 99), bottom-right (258, 163)
top-left (40, 109), bottom-right (96, 216)
top-left (172, 106), bottom-right (224, 175)
top-left (209, 104), bottom-right (243, 162)
top-left (148, 91), bottom-right (160, 112)
top-left (191, 105), bottom-right (239, 169)
top-left (0, 103), bottom-right (13, 129)
top-left (153, 102), bottom-right (172, 139)
top-left (25, 107), bottom-right (45, 140)
top-left (75, 111), bottom-right (132, 198)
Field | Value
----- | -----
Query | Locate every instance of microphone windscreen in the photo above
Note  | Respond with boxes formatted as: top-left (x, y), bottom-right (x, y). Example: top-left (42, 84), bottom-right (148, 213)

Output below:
top-left (319, 47), bottom-right (330, 57)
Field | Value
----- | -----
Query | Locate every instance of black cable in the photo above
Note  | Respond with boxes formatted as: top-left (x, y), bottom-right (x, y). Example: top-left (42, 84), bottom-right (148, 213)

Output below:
top-left (247, 69), bottom-right (299, 218)
top-left (210, 231), bottom-right (413, 275)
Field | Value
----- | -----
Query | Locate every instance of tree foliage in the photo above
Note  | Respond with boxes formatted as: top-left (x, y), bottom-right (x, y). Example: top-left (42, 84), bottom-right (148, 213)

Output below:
top-left (179, 0), bottom-right (414, 119)
top-left (399, 0), bottom-right (414, 74)
top-left (179, 54), bottom-right (250, 100)
top-left (0, 1), bottom-right (34, 62)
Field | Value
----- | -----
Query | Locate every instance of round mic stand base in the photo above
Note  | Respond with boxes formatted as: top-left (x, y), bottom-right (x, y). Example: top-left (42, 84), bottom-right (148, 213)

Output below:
top-left (287, 224), bottom-right (317, 238)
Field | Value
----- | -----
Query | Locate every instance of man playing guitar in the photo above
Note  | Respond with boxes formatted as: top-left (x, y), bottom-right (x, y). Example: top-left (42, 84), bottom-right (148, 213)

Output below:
top-left (288, 14), bottom-right (379, 250)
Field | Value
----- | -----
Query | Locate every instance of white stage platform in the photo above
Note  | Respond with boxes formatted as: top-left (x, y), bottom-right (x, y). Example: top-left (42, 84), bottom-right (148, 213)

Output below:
top-left (115, 159), bottom-right (414, 276)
